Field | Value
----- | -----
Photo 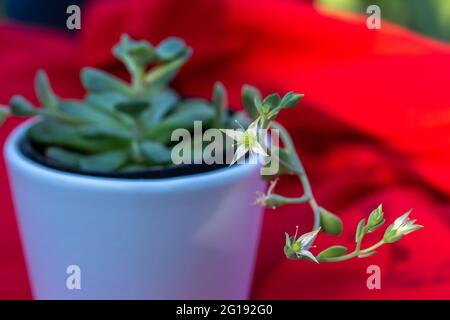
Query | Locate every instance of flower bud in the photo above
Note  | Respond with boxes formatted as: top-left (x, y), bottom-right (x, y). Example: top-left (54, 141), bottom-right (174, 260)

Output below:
top-left (367, 204), bottom-right (385, 232)
top-left (256, 194), bottom-right (287, 209)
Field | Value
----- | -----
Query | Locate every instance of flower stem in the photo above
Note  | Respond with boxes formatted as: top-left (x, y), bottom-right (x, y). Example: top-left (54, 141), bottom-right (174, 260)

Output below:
top-left (269, 122), bottom-right (321, 242)
top-left (317, 240), bottom-right (385, 262)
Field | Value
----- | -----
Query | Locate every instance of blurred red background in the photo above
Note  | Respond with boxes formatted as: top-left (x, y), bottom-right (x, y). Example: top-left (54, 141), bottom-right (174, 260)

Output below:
top-left (1, 0), bottom-right (450, 299)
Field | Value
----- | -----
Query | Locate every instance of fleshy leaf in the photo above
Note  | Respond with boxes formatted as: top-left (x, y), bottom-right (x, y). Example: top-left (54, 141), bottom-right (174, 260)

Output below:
top-left (59, 100), bottom-right (125, 129)
top-left (155, 37), bottom-right (187, 61)
top-left (115, 100), bottom-right (150, 117)
top-left (0, 106), bottom-right (10, 124)
top-left (280, 92), bottom-right (304, 108)
top-left (81, 67), bottom-right (131, 95)
top-left (35, 70), bottom-right (58, 110)
top-left (319, 207), bottom-right (343, 235)
top-left (46, 147), bottom-right (82, 169)
top-left (144, 50), bottom-right (191, 85)
top-left (263, 93), bottom-right (281, 111)
top-left (79, 149), bottom-right (129, 172)
top-left (242, 85), bottom-right (261, 120)
top-left (145, 99), bottom-right (214, 144)
top-left (317, 245), bottom-right (348, 259)
top-left (77, 125), bottom-right (132, 141)
top-left (140, 141), bottom-right (172, 164)
top-left (28, 120), bottom-right (126, 153)
top-left (113, 34), bottom-right (154, 73)
top-left (139, 89), bottom-right (179, 131)
top-left (212, 81), bottom-right (227, 127)
top-left (10, 95), bottom-right (37, 116)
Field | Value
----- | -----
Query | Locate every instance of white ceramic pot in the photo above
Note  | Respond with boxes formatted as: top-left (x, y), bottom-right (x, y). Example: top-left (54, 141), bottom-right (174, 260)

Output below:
top-left (4, 121), bottom-right (266, 300)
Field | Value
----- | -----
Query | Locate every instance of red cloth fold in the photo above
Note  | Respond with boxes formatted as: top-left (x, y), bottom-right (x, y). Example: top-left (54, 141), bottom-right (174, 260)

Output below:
top-left (1, 0), bottom-right (450, 299)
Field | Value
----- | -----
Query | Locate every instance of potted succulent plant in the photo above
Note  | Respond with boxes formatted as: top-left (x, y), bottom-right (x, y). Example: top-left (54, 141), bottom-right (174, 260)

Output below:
top-left (0, 35), bottom-right (423, 300)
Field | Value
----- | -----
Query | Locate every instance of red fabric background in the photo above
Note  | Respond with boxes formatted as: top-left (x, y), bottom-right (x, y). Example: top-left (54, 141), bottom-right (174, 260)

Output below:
top-left (1, 0), bottom-right (450, 299)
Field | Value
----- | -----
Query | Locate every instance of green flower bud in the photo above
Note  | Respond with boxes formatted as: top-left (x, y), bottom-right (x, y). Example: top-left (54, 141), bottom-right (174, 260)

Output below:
top-left (257, 194), bottom-right (288, 209)
top-left (367, 204), bottom-right (385, 232)
top-left (383, 225), bottom-right (404, 243)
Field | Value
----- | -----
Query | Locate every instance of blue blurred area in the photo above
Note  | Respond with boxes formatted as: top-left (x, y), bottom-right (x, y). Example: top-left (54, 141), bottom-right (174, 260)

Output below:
top-left (4, 0), bottom-right (85, 30)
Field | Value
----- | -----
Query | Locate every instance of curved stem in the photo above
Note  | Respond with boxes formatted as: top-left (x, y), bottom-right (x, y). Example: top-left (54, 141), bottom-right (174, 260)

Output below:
top-left (318, 240), bottom-right (385, 262)
top-left (265, 121), bottom-right (321, 244)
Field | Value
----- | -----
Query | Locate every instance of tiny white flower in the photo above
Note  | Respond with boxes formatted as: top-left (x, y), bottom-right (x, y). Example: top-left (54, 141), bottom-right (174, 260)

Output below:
top-left (392, 210), bottom-right (421, 235)
top-left (296, 228), bottom-right (321, 249)
top-left (284, 226), bottom-right (321, 263)
top-left (221, 118), bottom-right (268, 165)
top-left (384, 209), bottom-right (423, 243)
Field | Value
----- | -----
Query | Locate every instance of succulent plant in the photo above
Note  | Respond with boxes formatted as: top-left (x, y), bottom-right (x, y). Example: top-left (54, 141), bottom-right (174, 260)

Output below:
top-left (0, 34), bottom-right (245, 173)
top-left (0, 34), bottom-right (422, 262)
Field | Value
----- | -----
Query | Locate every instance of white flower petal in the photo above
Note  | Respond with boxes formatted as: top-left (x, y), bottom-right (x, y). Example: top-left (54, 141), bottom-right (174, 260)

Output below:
top-left (251, 141), bottom-right (268, 157)
top-left (220, 129), bottom-right (244, 142)
top-left (298, 250), bottom-right (319, 263)
top-left (230, 144), bottom-right (248, 165)
top-left (393, 210), bottom-right (411, 229)
top-left (297, 228), bottom-right (321, 248)
top-left (246, 119), bottom-right (260, 137)
top-left (401, 224), bottom-right (423, 235)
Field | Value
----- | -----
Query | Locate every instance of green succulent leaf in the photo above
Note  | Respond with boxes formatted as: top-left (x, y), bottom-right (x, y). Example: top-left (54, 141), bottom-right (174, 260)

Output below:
top-left (212, 81), bottom-right (227, 127)
top-left (113, 34), bottom-right (154, 74)
top-left (280, 92), bottom-right (304, 108)
top-left (10, 95), bottom-right (37, 116)
top-left (35, 70), bottom-right (58, 110)
top-left (317, 245), bottom-right (347, 259)
top-left (0, 106), bottom-right (10, 124)
top-left (79, 149), bottom-right (129, 172)
top-left (77, 125), bottom-right (132, 141)
top-left (46, 147), bottom-right (82, 169)
top-left (144, 51), bottom-right (191, 85)
top-left (145, 99), bottom-right (214, 144)
top-left (86, 92), bottom-right (132, 128)
top-left (263, 93), bottom-right (281, 112)
top-left (81, 67), bottom-right (131, 95)
top-left (140, 141), bottom-right (172, 164)
top-left (139, 89), bottom-right (179, 131)
top-left (59, 100), bottom-right (125, 129)
top-left (28, 120), bottom-right (126, 153)
top-left (86, 92), bottom-right (127, 113)
top-left (155, 37), bottom-right (188, 61)
top-left (319, 207), bottom-right (343, 236)
top-left (115, 100), bottom-right (150, 117)
top-left (241, 85), bottom-right (261, 120)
